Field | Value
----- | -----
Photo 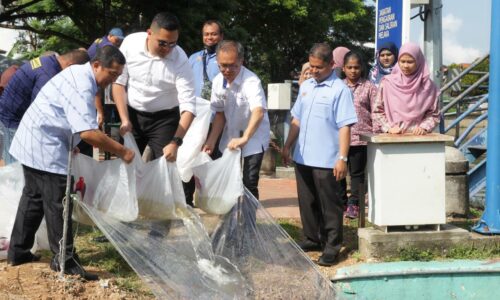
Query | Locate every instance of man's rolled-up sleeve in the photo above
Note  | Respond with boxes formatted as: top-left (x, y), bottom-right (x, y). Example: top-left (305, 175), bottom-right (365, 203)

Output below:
top-left (176, 60), bottom-right (197, 116)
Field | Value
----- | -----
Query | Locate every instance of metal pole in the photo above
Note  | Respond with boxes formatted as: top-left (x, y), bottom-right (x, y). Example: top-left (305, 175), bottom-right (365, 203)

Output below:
top-left (473, 1), bottom-right (500, 234)
top-left (59, 137), bottom-right (74, 279)
top-left (423, 0), bottom-right (443, 88)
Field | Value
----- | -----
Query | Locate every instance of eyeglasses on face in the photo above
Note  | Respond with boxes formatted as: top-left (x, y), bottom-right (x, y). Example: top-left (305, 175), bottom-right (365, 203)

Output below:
top-left (158, 40), bottom-right (177, 48)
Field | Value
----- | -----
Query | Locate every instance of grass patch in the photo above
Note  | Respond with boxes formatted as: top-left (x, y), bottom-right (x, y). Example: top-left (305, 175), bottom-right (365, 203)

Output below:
top-left (385, 243), bottom-right (500, 262)
top-left (469, 207), bottom-right (483, 218)
top-left (278, 219), bottom-right (302, 241)
top-left (73, 224), bottom-right (152, 296)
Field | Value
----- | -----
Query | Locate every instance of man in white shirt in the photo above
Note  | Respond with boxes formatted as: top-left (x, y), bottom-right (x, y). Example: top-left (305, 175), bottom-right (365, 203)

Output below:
top-left (8, 45), bottom-right (135, 280)
top-left (203, 40), bottom-right (270, 199)
top-left (112, 12), bottom-right (196, 163)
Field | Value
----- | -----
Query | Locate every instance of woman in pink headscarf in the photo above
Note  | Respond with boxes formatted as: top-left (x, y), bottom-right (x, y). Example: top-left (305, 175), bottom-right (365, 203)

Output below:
top-left (332, 46), bottom-right (350, 77)
top-left (372, 42), bottom-right (439, 135)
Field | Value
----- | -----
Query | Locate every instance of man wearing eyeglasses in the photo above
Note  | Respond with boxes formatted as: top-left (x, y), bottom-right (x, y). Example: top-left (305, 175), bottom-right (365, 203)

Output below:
top-left (203, 40), bottom-right (270, 200)
top-left (112, 12), bottom-right (196, 164)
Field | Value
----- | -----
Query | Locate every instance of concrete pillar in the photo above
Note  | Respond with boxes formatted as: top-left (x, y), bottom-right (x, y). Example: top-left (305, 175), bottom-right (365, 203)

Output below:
top-left (445, 146), bottom-right (469, 217)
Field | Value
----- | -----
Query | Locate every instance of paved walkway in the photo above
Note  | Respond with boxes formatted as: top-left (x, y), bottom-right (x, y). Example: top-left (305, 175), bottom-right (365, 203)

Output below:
top-left (258, 178), bottom-right (300, 219)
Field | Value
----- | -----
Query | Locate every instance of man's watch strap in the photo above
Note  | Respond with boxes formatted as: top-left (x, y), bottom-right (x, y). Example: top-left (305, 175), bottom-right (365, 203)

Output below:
top-left (171, 136), bottom-right (183, 146)
top-left (338, 155), bottom-right (348, 162)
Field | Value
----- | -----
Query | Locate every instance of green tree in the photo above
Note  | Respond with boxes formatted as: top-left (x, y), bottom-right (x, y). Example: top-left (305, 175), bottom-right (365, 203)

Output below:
top-left (1, 0), bottom-right (375, 83)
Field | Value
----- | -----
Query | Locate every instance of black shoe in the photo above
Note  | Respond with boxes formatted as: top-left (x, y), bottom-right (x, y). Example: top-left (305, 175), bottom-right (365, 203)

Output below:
top-left (92, 235), bottom-right (109, 243)
top-left (297, 239), bottom-right (323, 252)
top-left (50, 257), bottom-right (99, 281)
top-left (8, 253), bottom-right (41, 266)
top-left (317, 252), bottom-right (338, 267)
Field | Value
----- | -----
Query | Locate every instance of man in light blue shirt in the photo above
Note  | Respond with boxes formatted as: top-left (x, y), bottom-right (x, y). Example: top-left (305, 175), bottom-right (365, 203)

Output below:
top-left (283, 43), bottom-right (357, 267)
top-left (188, 20), bottom-right (223, 99)
top-left (7, 46), bottom-right (135, 281)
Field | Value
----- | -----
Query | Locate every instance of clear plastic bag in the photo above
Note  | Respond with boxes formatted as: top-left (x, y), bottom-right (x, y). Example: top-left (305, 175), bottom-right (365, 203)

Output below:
top-left (212, 188), bottom-right (338, 299)
top-left (192, 149), bottom-right (244, 215)
top-left (78, 187), bottom-right (338, 299)
top-left (177, 97), bottom-right (212, 182)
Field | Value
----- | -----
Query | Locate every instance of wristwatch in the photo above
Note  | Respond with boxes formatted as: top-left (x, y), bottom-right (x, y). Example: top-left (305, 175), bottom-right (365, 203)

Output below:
top-left (171, 136), bottom-right (183, 146)
top-left (338, 155), bottom-right (348, 162)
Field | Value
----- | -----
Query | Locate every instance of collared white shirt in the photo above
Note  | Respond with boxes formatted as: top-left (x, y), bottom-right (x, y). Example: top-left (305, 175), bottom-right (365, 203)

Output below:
top-left (115, 32), bottom-right (196, 114)
top-left (211, 66), bottom-right (270, 157)
top-left (10, 63), bottom-right (98, 175)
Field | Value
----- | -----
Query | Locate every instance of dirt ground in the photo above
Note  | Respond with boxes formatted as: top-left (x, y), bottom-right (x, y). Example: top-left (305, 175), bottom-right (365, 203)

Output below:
top-left (0, 252), bottom-right (359, 300)
top-left (0, 217), bottom-right (362, 299)
top-left (0, 259), bottom-right (149, 300)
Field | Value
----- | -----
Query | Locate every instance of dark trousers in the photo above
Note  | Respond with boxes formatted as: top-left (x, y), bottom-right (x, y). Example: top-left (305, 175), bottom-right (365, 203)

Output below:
top-left (295, 163), bottom-right (343, 254)
top-left (8, 165), bottom-right (74, 263)
top-left (338, 145), bottom-right (367, 206)
top-left (127, 106), bottom-right (194, 205)
top-left (243, 152), bottom-right (264, 199)
top-left (128, 106), bottom-right (180, 159)
top-left (77, 140), bottom-right (93, 157)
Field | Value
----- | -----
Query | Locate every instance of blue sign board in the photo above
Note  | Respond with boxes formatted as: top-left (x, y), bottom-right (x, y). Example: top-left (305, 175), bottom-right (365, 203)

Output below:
top-left (376, 0), bottom-right (405, 50)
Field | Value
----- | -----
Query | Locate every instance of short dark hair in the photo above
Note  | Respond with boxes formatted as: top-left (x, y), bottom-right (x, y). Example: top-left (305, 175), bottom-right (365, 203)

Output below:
top-left (151, 12), bottom-right (180, 31)
top-left (341, 50), bottom-right (368, 79)
top-left (203, 20), bottom-right (223, 35)
top-left (309, 43), bottom-right (332, 64)
top-left (216, 40), bottom-right (244, 60)
top-left (61, 49), bottom-right (90, 65)
top-left (91, 45), bottom-right (126, 67)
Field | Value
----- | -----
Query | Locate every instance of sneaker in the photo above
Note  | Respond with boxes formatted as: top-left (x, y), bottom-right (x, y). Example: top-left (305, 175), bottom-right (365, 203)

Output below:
top-left (50, 256), bottom-right (99, 281)
top-left (346, 205), bottom-right (359, 219)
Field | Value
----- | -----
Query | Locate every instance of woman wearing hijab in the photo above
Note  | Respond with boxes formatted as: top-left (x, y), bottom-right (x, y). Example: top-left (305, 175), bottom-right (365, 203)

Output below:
top-left (372, 42), bottom-right (440, 135)
top-left (369, 41), bottom-right (398, 86)
top-left (332, 46), bottom-right (350, 77)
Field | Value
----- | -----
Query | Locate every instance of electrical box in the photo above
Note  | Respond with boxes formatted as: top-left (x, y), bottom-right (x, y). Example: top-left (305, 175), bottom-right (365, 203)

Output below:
top-left (267, 83), bottom-right (291, 110)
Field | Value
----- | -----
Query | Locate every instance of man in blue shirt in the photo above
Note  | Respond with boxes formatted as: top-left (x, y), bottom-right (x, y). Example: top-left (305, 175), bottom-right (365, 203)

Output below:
top-left (0, 49), bottom-right (89, 164)
top-left (188, 20), bottom-right (223, 100)
top-left (7, 46), bottom-right (135, 281)
top-left (184, 20), bottom-right (223, 206)
top-left (87, 28), bottom-right (125, 131)
top-left (87, 27), bottom-right (125, 59)
top-left (283, 43), bottom-right (358, 267)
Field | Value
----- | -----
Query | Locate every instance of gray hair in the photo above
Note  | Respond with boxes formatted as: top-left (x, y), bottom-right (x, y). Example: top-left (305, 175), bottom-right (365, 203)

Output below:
top-left (216, 40), bottom-right (244, 60)
top-left (309, 43), bottom-right (332, 64)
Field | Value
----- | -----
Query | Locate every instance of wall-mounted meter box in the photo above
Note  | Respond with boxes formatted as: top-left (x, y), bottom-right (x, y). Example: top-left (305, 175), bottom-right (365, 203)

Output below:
top-left (267, 83), bottom-right (291, 110)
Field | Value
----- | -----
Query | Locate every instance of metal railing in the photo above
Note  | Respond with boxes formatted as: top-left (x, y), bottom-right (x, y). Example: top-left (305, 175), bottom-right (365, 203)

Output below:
top-left (440, 54), bottom-right (489, 140)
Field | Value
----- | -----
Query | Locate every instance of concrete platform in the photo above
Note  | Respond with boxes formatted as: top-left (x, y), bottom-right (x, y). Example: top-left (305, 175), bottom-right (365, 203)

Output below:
top-left (274, 166), bottom-right (296, 179)
top-left (358, 224), bottom-right (500, 259)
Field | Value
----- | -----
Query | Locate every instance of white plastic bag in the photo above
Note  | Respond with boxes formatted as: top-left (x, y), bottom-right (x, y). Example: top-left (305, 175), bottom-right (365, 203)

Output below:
top-left (192, 149), bottom-right (244, 215)
top-left (123, 134), bottom-right (187, 220)
top-left (0, 163), bottom-right (50, 259)
top-left (177, 97), bottom-right (212, 182)
top-left (72, 152), bottom-right (139, 222)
